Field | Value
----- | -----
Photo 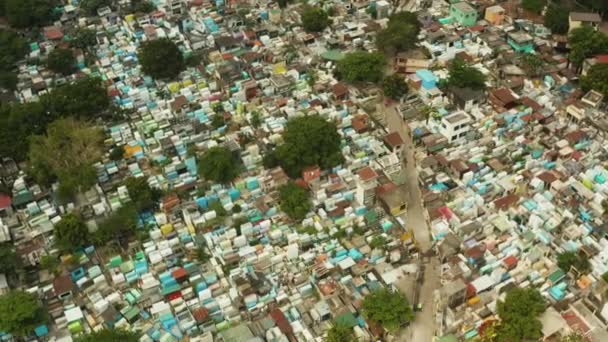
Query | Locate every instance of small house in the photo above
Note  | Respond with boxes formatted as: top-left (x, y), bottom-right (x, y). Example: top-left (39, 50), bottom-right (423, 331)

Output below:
top-left (484, 5), bottom-right (505, 26)
top-left (53, 275), bottom-right (75, 300)
top-left (415, 69), bottom-right (437, 90)
top-left (447, 87), bottom-right (485, 111)
top-left (378, 184), bottom-right (408, 216)
top-left (569, 12), bottom-right (602, 33)
top-left (507, 32), bottom-right (534, 53)
top-left (450, 2), bottom-right (477, 27)
top-left (489, 88), bottom-right (518, 110)
top-left (383, 132), bottom-right (404, 154)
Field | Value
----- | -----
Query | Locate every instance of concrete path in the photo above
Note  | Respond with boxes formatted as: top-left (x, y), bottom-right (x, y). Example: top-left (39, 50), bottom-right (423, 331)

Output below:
top-left (382, 101), bottom-right (441, 342)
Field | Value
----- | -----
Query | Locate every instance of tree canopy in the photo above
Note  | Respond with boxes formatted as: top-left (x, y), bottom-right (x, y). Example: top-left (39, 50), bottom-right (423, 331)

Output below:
top-left (53, 213), bottom-right (90, 251)
top-left (560, 331), bottom-right (585, 342)
top-left (0, 29), bottom-right (27, 90)
top-left (28, 118), bottom-right (104, 199)
top-left (383, 74), bottom-right (408, 100)
top-left (581, 63), bottom-right (608, 97)
top-left (47, 48), bottom-right (76, 75)
top-left (266, 115), bottom-right (343, 178)
top-left (42, 77), bottom-right (110, 119)
top-left (125, 177), bottom-right (161, 211)
top-left (568, 26), bottom-right (608, 69)
top-left (198, 146), bottom-right (242, 184)
top-left (279, 182), bottom-right (311, 221)
top-left (0, 290), bottom-right (46, 336)
top-left (519, 53), bottom-right (545, 77)
top-left (0, 29), bottom-right (28, 69)
top-left (376, 12), bottom-right (420, 54)
top-left (71, 28), bottom-right (97, 49)
top-left (447, 57), bottom-right (486, 90)
top-left (0, 77), bottom-right (109, 162)
top-left (326, 323), bottom-right (356, 342)
top-left (336, 51), bottom-right (385, 83)
top-left (301, 6), bottom-right (329, 33)
top-left (128, 0), bottom-right (155, 14)
top-left (4, 0), bottom-right (56, 28)
top-left (74, 328), bottom-right (139, 342)
top-left (0, 243), bottom-right (18, 274)
top-left (557, 251), bottom-right (591, 274)
top-left (521, 0), bottom-right (546, 14)
top-left (496, 288), bottom-right (546, 342)
top-left (138, 38), bottom-right (185, 79)
top-left (79, 0), bottom-right (112, 16)
top-left (544, 5), bottom-right (569, 35)
top-left (95, 205), bottom-right (138, 246)
top-left (361, 288), bottom-right (414, 332)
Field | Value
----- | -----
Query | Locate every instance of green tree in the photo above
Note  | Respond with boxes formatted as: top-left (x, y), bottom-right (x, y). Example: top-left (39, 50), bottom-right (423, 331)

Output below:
top-left (301, 6), bottom-right (329, 32)
top-left (519, 53), bottom-right (545, 77)
top-left (326, 323), bottom-right (356, 342)
top-left (0, 77), bottom-right (109, 162)
top-left (277, 0), bottom-right (291, 9)
top-left (95, 205), bottom-right (138, 245)
top-left (581, 63), bottom-right (608, 97)
top-left (0, 290), bottom-right (47, 336)
top-left (71, 28), bottom-right (97, 49)
top-left (578, 0), bottom-right (608, 18)
top-left (198, 146), bottom-right (242, 183)
top-left (54, 213), bottom-right (90, 251)
top-left (560, 331), bottom-right (585, 342)
top-left (75, 328), bottom-right (139, 342)
top-left (376, 12), bottom-right (420, 54)
top-left (195, 245), bottom-right (211, 263)
top-left (0, 243), bottom-right (18, 274)
top-left (211, 114), bottom-right (225, 129)
top-left (138, 38), bottom-right (185, 79)
top-left (447, 57), bottom-right (486, 90)
top-left (4, 0), bottom-right (55, 28)
top-left (109, 145), bottom-right (125, 161)
top-left (39, 255), bottom-right (60, 275)
top-left (28, 118), bottom-right (104, 199)
top-left (80, 0), bottom-right (112, 16)
top-left (41, 77), bottom-right (110, 119)
top-left (369, 235), bottom-right (386, 249)
top-left (250, 111), bottom-right (262, 128)
top-left (521, 0), bottom-right (546, 14)
top-left (47, 48), bottom-right (76, 75)
top-left (568, 26), bottom-right (608, 70)
top-left (0, 29), bottom-right (28, 68)
top-left (361, 288), bottom-right (414, 332)
top-left (383, 74), bottom-right (408, 100)
top-left (279, 182), bottom-right (311, 221)
top-left (125, 177), bottom-right (161, 211)
top-left (270, 115), bottom-right (343, 177)
top-left (557, 251), bottom-right (591, 273)
top-left (0, 71), bottom-right (18, 91)
top-left (496, 288), bottom-right (545, 342)
top-left (336, 51), bottom-right (385, 83)
top-left (544, 5), bottom-right (569, 35)
top-left (130, 0), bottom-right (155, 13)
top-left (0, 101), bottom-right (47, 161)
